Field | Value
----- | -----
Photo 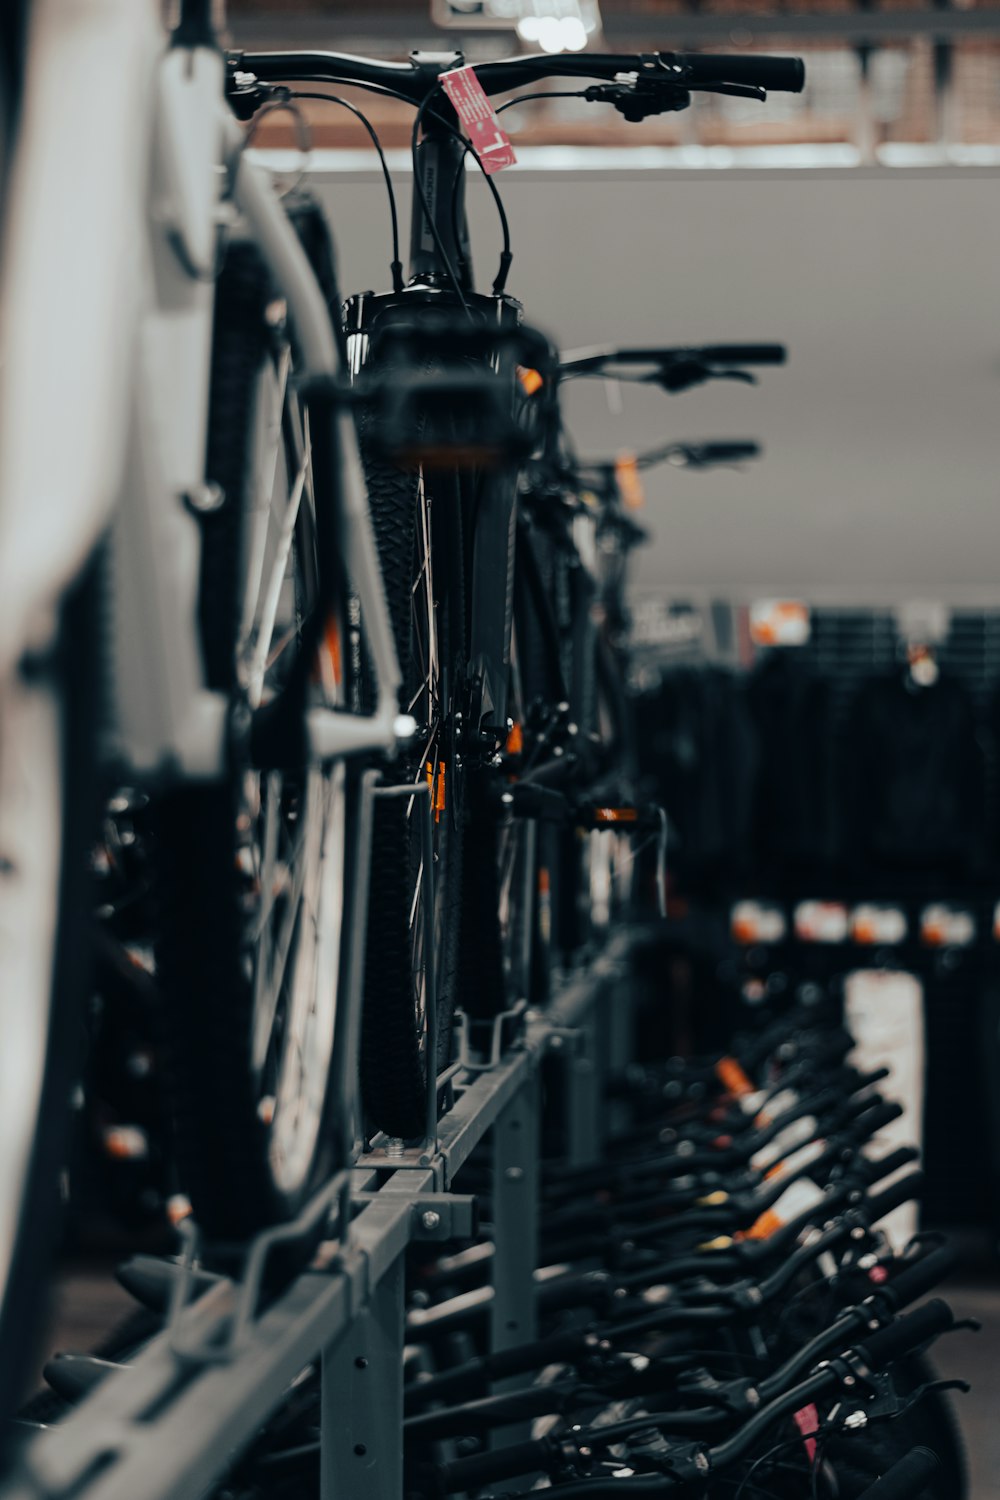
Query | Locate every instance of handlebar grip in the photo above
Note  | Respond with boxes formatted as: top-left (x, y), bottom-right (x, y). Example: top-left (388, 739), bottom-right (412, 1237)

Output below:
top-left (436, 1437), bottom-right (549, 1495)
top-left (857, 1298), bottom-right (954, 1370)
top-left (884, 1243), bottom-right (958, 1311)
top-left (698, 344), bottom-right (787, 365)
top-left (485, 1329), bottom-right (590, 1381)
top-left (864, 1169), bottom-right (925, 1225)
top-left (851, 1099), bottom-right (905, 1135)
top-left (537, 1268), bottom-right (613, 1312)
top-left (696, 443), bottom-right (761, 464)
top-left (856, 1449), bottom-right (940, 1500)
top-left (673, 53), bottom-right (806, 93)
top-left (859, 1145), bottom-right (920, 1186)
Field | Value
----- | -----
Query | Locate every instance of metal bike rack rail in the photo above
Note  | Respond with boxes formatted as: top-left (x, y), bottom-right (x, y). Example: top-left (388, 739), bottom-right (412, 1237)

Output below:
top-left (2, 933), bottom-right (638, 1500)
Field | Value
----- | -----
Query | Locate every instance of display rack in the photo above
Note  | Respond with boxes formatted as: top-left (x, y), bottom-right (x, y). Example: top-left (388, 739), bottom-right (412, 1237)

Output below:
top-left (2, 936), bottom-right (637, 1500)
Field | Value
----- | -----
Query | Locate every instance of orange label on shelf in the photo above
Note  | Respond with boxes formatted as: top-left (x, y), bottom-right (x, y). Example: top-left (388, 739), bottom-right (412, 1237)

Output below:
top-left (716, 1056), bottom-right (755, 1097)
top-left (749, 599), bottom-right (810, 647)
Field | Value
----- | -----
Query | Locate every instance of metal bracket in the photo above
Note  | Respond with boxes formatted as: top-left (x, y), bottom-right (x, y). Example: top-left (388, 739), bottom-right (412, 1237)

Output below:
top-left (167, 1167), bottom-right (354, 1366)
top-left (350, 1191), bottom-right (478, 1241)
top-left (455, 1000), bottom-right (529, 1073)
top-left (543, 1024), bottom-right (585, 1055)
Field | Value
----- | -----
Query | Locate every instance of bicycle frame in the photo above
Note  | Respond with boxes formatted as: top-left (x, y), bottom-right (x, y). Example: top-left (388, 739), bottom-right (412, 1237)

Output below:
top-left (0, 0), bottom-right (402, 781)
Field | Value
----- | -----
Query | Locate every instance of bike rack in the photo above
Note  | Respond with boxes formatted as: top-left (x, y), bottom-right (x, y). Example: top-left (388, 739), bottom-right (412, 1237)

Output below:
top-left (0, 899), bottom-right (637, 1500)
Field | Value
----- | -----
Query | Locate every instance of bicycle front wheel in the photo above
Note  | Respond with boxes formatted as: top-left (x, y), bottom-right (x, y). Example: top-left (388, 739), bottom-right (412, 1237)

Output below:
top-left (156, 234), bottom-right (350, 1241)
top-left (0, 562), bottom-right (96, 1421)
top-left (358, 450), bottom-right (466, 1143)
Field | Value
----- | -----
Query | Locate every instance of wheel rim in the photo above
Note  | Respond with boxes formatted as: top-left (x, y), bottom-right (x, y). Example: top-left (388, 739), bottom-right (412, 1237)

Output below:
top-left (239, 350), bottom-right (346, 1196)
top-left (496, 628), bottom-right (535, 1006)
top-left (404, 473), bottom-right (449, 1077)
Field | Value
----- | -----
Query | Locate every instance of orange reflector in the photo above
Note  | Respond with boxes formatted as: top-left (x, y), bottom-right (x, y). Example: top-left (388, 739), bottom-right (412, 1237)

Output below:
top-left (102, 1125), bottom-right (149, 1162)
top-left (517, 366), bottom-right (544, 396)
top-left (506, 721), bottom-right (524, 756)
top-left (538, 867), bottom-right (551, 896)
top-left (167, 1194), bottom-right (193, 1227)
top-left (593, 806), bottom-right (638, 824)
top-left (426, 761), bottom-right (447, 821)
top-left (615, 453), bottom-right (645, 511)
top-left (324, 616), bottom-right (342, 685)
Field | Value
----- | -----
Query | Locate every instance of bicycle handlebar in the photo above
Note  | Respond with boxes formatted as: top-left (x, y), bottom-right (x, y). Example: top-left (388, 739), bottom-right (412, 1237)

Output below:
top-left (697, 344), bottom-right (787, 365)
top-left (856, 1297), bottom-right (955, 1369)
top-left (864, 1169), bottom-right (925, 1227)
top-left (675, 53), bottom-right (805, 93)
top-left (238, 49), bottom-right (805, 105)
top-left (882, 1242), bottom-right (957, 1311)
top-left (560, 343), bottom-right (787, 377)
top-left (856, 1448), bottom-right (940, 1500)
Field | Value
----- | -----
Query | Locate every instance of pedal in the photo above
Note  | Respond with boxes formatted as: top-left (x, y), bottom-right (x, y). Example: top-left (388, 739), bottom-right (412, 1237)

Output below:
top-left (115, 1254), bottom-right (221, 1313)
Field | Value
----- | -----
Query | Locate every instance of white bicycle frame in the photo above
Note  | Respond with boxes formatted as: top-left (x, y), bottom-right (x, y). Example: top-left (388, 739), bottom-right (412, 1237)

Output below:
top-left (0, 0), bottom-right (402, 780)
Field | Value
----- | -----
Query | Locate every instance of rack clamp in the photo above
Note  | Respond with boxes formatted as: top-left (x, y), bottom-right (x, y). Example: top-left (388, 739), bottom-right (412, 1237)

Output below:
top-left (455, 1000), bottom-right (530, 1073)
top-left (360, 1140), bottom-right (447, 1181)
top-left (163, 1169), bottom-right (359, 1366)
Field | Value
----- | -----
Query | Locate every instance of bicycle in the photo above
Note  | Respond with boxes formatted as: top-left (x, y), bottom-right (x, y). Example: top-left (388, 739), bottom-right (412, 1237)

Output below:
top-left (0, 0), bottom-right (406, 1412)
top-left (232, 43), bottom-right (806, 1140)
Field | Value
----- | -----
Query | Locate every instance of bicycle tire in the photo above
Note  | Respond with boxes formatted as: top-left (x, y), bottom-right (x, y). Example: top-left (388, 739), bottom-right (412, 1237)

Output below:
top-left (155, 232), bottom-right (350, 1241)
top-left (0, 560), bottom-right (97, 1427)
top-left (357, 429), bottom-right (467, 1141)
top-left (457, 534), bottom-right (554, 1022)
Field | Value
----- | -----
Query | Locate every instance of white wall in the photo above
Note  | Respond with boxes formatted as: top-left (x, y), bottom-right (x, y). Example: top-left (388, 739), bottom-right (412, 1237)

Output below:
top-left (305, 160), bottom-right (1000, 606)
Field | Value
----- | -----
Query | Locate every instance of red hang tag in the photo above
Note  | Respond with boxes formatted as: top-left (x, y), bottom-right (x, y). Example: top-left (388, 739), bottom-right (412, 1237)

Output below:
top-left (792, 1404), bottom-right (819, 1463)
top-left (441, 65), bottom-right (517, 175)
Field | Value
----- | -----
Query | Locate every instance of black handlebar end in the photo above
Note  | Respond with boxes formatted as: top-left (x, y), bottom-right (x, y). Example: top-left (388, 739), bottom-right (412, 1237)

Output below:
top-left (857, 1298), bottom-right (954, 1370)
top-left (856, 1447), bottom-right (940, 1500)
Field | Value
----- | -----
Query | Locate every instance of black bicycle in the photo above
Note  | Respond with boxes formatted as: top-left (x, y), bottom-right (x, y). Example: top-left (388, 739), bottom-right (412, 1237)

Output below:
top-left (233, 46), bottom-right (806, 1140)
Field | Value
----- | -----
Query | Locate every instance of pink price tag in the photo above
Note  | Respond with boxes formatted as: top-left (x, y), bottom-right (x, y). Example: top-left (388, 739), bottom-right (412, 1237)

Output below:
top-left (793, 1404), bottom-right (819, 1463)
top-left (441, 65), bottom-right (517, 175)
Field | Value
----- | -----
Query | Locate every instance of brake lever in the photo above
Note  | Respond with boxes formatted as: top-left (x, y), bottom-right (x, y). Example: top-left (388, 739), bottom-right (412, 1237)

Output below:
top-left (642, 361), bottom-right (758, 393)
top-left (695, 81), bottom-right (767, 102)
top-left (584, 79), bottom-right (692, 122)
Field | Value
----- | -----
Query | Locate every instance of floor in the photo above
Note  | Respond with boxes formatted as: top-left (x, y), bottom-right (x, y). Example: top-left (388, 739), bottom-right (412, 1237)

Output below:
top-left (935, 1272), bottom-right (1000, 1500)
